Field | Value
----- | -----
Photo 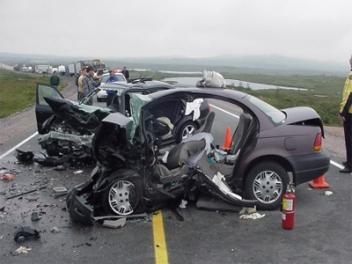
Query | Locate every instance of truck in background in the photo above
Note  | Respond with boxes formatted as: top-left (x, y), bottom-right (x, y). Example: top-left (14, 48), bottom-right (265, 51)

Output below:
top-left (35, 65), bottom-right (52, 74)
top-left (58, 65), bottom-right (66, 75)
top-left (67, 63), bottom-right (75, 76)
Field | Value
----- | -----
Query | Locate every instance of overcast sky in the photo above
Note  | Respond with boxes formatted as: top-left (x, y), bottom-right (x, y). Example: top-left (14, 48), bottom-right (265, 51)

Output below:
top-left (0, 0), bottom-right (351, 63)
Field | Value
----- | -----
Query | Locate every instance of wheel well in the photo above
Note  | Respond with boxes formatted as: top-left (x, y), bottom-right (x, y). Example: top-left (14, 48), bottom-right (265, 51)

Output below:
top-left (244, 155), bottom-right (295, 183)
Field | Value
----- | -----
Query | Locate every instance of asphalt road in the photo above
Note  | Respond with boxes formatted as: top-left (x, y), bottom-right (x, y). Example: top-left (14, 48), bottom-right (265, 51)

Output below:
top-left (0, 81), bottom-right (351, 264)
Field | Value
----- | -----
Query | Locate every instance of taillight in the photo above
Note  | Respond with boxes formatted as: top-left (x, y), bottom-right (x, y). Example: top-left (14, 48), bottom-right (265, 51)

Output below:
top-left (313, 132), bottom-right (322, 152)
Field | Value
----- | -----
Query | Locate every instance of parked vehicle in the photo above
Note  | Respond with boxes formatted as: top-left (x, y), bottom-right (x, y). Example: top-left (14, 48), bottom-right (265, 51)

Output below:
top-left (67, 64), bottom-right (75, 76)
top-left (96, 72), bottom-right (128, 102)
top-left (35, 64), bottom-right (52, 74)
top-left (66, 87), bottom-right (329, 224)
top-left (58, 65), bottom-right (66, 75)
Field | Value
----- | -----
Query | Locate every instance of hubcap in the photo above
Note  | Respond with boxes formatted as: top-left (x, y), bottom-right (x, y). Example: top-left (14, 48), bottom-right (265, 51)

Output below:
top-left (108, 180), bottom-right (136, 215)
top-left (253, 170), bottom-right (283, 204)
top-left (181, 124), bottom-right (195, 140)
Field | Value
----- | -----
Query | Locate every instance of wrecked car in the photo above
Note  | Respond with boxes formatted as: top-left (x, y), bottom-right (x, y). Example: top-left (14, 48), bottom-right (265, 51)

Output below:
top-left (66, 87), bottom-right (330, 225)
top-left (35, 82), bottom-right (209, 159)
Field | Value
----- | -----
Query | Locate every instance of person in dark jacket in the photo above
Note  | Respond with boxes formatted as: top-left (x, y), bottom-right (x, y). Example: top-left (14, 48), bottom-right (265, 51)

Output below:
top-left (50, 72), bottom-right (60, 87)
top-left (121, 66), bottom-right (129, 81)
top-left (82, 66), bottom-right (100, 105)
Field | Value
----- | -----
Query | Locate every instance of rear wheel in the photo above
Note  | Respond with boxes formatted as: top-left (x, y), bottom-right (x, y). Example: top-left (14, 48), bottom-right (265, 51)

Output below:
top-left (244, 161), bottom-right (288, 210)
top-left (102, 170), bottom-right (144, 215)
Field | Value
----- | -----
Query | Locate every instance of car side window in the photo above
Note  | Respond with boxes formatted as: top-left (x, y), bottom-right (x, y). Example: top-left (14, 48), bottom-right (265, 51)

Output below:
top-left (37, 84), bottom-right (63, 105)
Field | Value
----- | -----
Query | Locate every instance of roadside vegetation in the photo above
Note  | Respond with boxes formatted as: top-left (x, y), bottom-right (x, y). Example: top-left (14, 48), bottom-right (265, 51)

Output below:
top-left (222, 73), bottom-right (344, 126)
top-left (0, 69), bottom-right (65, 118)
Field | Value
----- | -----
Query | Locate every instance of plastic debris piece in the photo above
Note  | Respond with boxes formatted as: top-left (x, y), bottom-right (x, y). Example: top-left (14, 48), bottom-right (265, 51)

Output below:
top-left (324, 190), bottom-right (333, 196)
top-left (102, 218), bottom-right (127, 229)
top-left (0, 173), bottom-right (16, 182)
top-left (53, 187), bottom-right (68, 195)
top-left (14, 227), bottom-right (40, 243)
top-left (73, 170), bottom-right (83, 175)
top-left (31, 212), bottom-right (41, 222)
top-left (239, 212), bottom-right (265, 220)
top-left (15, 246), bottom-right (32, 254)
top-left (179, 199), bottom-right (188, 209)
top-left (16, 149), bottom-right (34, 164)
top-left (50, 226), bottom-right (61, 233)
top-left (239, 207), bottom-right (257, 215)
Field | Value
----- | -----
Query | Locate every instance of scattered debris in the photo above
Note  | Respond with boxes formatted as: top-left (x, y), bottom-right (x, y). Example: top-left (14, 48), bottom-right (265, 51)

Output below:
top-left (14, 227), bottom-right (40, 243)
top-left (102, 218), bottom-right (127, 229)
top-left (54, 165), bottom-right (66, 171)
top-left (324, 190), bottom-right (334, 196)
top-left (50, 226), bottom-right (61, 233)
top-left (0, 206), bottom-right (5, 212)
top-left (34, 155), bottom-right (68, 167)
top-left (6, 185), bottom-right (47, 200)
top-left (53, 186), bottom-right (68, 197)
top-left (14, 246), bottom-right (32, 255)
top-left (73, 170), bottom-right (83, 175)
top-left (239, 207), bottom-right (265, 220)
top-left (0, 173), bottom-right (16, 182)
top-left (179, 199), bottom-right (188, 209)
top-left (31, 212), bottom-right (41, 222)
top-left (16, 149), bottom-right (34, 164)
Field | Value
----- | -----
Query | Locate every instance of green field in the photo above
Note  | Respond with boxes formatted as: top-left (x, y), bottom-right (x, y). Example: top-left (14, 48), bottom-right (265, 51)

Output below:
top-left (0, 69), bottom-right (58, 118)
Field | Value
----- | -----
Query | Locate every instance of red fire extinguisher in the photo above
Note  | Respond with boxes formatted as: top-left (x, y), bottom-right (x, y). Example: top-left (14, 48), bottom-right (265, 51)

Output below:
top-left (282, 175), bottom-right (295, 230)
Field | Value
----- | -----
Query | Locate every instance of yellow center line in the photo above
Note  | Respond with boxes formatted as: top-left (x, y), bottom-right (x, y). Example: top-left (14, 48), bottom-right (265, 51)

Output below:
top-left (152, 210), bottom-right (169, 264)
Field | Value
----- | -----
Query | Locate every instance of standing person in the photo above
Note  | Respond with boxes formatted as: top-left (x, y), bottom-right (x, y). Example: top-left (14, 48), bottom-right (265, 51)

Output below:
top-left (50, 71), bottom-right (60, 88)
top-left (121, 66), bottom-right (129, 81)
top-left (339, 56), bottom-right (352, 173)
top-left (77, 67), bottom-right (87, 101)
top-left (82, 66), bottom-right (100, 105)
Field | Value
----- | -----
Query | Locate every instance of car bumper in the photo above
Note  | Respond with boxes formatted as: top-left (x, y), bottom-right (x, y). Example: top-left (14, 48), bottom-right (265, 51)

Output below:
top-left (289, 151), bottom-right (330, 185)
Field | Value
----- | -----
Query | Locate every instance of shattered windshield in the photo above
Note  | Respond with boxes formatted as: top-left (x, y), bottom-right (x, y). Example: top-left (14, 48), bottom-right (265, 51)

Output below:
top-left (128, 93), bottom-right (152, 141)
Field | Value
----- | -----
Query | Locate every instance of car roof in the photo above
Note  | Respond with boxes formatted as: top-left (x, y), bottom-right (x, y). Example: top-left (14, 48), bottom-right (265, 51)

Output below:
top-left (147, 87), bottom-right (248, 101)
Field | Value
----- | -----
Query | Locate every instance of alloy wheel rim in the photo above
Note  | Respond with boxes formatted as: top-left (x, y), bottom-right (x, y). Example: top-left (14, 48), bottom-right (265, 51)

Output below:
top-left (252, 170), bottom-right (283, 204)
top-left (108, 180), bottom-right (136, 215)
top-left (181, 124), bottom-right (195, 140)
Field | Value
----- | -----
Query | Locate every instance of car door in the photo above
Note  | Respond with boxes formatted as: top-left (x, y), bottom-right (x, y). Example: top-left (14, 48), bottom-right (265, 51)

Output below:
top-left (35, 83), bottom-right (64, 134)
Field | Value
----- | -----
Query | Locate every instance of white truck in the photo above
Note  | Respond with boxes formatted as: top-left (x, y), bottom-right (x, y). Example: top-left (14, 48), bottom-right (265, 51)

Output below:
top-left (67, 63), bottom-right (75, 76)
top-left (58, 65), bottom-right (66, 75)
top-left (35, 65), bottom-right (52, 74)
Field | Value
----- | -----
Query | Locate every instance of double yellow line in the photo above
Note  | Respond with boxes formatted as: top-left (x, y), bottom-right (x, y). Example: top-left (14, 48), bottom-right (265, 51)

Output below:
top-left (152, 210), bottom-right (169, 264)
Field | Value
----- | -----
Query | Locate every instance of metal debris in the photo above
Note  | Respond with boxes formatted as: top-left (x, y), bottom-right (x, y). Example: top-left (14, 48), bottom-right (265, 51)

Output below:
top-left (50, 226), bottom-right (61, 233)
top-left (239, 207), bottom-right (265, 220)
top-left (6, 185), bottom-right (47, 200)
top-left (53, 187), bottom-right (68, 197)
top-left (14, 227), bottom-right (40, 243)
top-left (73, 170), bottom-right (83, 175)
top-left (102, 218), bottom-right (127, 229)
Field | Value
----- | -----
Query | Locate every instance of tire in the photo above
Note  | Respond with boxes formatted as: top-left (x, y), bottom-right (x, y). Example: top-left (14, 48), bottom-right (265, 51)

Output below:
top-left (101, 170), bottom-right (144, 216)
top-left (177, 121), bottom-right (197, 143)
top-left (244, 161), bottom-right (288, 210)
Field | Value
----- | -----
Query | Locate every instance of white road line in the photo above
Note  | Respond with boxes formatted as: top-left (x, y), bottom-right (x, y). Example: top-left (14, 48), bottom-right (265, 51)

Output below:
top-left (210, 103), bottom-right (344, 171)
top-left (0, 131), bottom-right (38, 160)
top-left (209, 104), bottom-right (240, 119)
top-left (330, 160), bottom-right (344, 170)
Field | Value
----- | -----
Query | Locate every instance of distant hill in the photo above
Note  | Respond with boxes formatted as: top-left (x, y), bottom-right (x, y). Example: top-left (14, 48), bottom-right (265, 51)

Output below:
top-left (0, 52), bottom-right (347, 76)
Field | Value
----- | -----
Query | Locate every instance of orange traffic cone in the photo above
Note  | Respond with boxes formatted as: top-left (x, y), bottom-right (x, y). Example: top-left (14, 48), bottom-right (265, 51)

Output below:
top-left (309, 175), bottom-right (330, 189)
top-left (221, 127), bottom-right (232, 151)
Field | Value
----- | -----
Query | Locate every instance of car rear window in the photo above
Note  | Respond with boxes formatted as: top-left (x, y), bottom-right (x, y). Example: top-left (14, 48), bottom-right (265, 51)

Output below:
top-left (248, 95), bottom-right (286, 124)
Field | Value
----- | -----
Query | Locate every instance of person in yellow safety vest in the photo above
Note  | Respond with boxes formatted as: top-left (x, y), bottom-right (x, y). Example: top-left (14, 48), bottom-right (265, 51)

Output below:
top-left (339, 56), bottom-right (352, 173)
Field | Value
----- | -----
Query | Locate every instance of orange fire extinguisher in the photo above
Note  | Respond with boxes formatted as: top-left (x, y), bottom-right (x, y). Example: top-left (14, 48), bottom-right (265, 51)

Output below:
top-left (282, 174), bottom-right (295, 230)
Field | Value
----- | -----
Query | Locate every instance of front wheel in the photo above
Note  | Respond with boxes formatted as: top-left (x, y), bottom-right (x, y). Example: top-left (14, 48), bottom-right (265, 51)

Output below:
top-left (244, 162), bottom-right (288, 210)
top-left (101, 170), bottom-right (144, 216)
